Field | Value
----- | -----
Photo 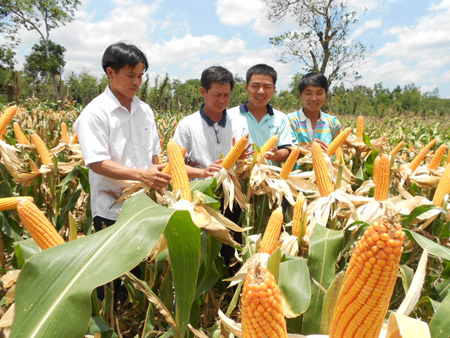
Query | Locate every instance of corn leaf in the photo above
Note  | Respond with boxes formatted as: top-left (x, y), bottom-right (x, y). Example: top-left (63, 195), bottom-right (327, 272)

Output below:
top-left (430, 291), bottom-right (450, 338)
top-left (405, 229), bottom-right (450, 260)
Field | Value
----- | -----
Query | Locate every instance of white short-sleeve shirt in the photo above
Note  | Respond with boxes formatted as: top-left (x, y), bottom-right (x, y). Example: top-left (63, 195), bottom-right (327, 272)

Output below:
top-left (74, 86), bottom-right (161, 220)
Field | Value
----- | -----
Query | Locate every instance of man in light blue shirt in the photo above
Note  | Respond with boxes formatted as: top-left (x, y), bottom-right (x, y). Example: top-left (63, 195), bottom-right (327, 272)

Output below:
top-left (228, 64), bottom-right (291, 164)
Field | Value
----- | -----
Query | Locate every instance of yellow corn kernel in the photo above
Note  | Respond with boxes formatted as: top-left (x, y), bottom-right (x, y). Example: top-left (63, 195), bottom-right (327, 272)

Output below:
top-left (31, 133), bottom-right (53, 165)
top-left (432, 164), bottom-right (450, 207)
top-left (425, 138), bottom-right (437, 150)
top-left (61, 122), bottom-right (69, 144)
top-left (330, 215), bottom-right (404, 338)
top-left (326, 127), bottom-right (352, 156)
top-left (16, 198), bottom-right (65, 250)
top-left (241, 262), bottom-right (287, 338)
top-left (0, 106), bottom-right (18, 137)
top-left (292, 194), bottom-right (307, 238)
top-left (0, 196), bottom-right (34, 211)
top-left (356, 115), bottom-right (364, 139)
top-left (71, 132), bottom-right (79, 145)
top-left (259, 134), bottom-right (279, 161)
top-left (373, 153), bottom-right (390, 201)
top-left (222, 134), bottom-right (249, 170)
top-left (390, 141), bottom-right (405, 156)
top-left (167, 139), bottom-right (192, 202)
top-left (13, 122), bottom-right (30, 145)
top-left (259, 207), bottom-right (283, 254)
top-left (408, 147), bottom-right (428, 173)
top-left (428, 144), bottom-right (447, 170)
top-left (279, 147), bottom-right (300, 179)
top-left (312, 142), bottom-right (335, 197)
top-left (162, 147), bottom-right (186, 175)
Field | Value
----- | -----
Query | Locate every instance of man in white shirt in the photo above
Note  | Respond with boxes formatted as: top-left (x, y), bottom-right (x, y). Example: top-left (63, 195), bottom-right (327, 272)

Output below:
top-left (75, 42), bottom-right (171, 231)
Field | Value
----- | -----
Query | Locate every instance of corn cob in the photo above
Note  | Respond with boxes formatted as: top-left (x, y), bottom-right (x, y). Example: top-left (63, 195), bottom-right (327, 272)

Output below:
top-left (61, 122), bottom-right (69, 144)
top-left (31, 133), bottom-right (53, 165)
top-left (330, 215), bottom-right (404, 338)
top-left (292, 194), bottom-right (307, 238)
top-left (241, 262), bottom-right (288, 338)
top-left (167, 139), bottom-right (192, 202)
top-left (447, 148), bottom-right (450, 165)
top-left (0, 106), bottom-right (18, 137)
top-left (71, 132), bottom-right (79, 144)
top-left (259, 134), bottom-right (279, 161)
top-left (0, 196), bottom-right (34, 211)
top-left (279, 147), bottom-right (300, 179)
top-left (373, 153), bottom-right (390, 201)
top-left (162, 147), bottom-right (187, 174)
top-left (16, 198), bottom-right (65, 250)
top-left (425, 138), bottom-right (437, 150)
top-left (408, 147), bottom-right (428, 173)
top-left (326, 127), bottom-right (352, 156)
top-left (390, 141), bottom-right (405, 156)
top-left (432, 163), bottom-right (450, 207)
top-left (222, 134), bottom-right (249, 170)
top-left (259, 207), bottom-right (283, 254)
top-left (356, 115), bottom-right (364, 139)
top-left (312, 141), bottom-right (335, 197)
top-left (334, 146), bottom-right (344, 164)
top-left (13, 122), bottom-right (30, 145)
top-left (428, 144), bottom-right (447, 170)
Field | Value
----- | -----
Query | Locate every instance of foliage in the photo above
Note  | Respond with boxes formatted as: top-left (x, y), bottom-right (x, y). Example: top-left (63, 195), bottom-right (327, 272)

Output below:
top-left (24, 39), bottom-right (66, 82)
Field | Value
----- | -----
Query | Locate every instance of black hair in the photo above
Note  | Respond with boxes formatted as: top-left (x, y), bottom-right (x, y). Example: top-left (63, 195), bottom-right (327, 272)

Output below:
top-left (298, 72), bottom-right (328, 94)
top-left (102, 42), bottom-right (149, 75)
top-left (246, 64), bottom-right (277, 85)
top-left (201, 66), bottom-right (235, 91)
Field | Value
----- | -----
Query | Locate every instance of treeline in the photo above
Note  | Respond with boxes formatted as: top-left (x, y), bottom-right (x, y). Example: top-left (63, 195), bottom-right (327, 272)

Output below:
top-left (1, 69), bottom-right (449, 117)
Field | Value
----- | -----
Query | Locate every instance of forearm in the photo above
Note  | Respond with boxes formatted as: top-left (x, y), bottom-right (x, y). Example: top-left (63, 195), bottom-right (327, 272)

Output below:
top-left (89, 160), bottom-right (145, 182)
top-left (185, 165), bottom-right (207, 179)
top-left (270, 148), bottom-right (290, 163)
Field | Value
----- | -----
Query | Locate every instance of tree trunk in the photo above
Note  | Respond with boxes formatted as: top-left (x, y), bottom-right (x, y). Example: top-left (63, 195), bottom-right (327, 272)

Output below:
top-left (51, 73), bottom-right (62, 101)
top-left (8, 80), bottom-right (14, 103)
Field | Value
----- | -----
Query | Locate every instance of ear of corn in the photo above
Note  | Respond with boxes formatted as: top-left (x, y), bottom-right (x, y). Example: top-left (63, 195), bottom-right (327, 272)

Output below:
top-left (425, 138), bottom-right (437, 150)
top-left (259, 207), bottom-right (283, 254)
top-left (329, 215), bottom-right (404, 338)
top-left (312, 142), bottom-right (335, 197)
top-left (71, 132), bottom-right (79, 145)
top-left (408, 147), bottom-right (428, 173)
top-left (356, 115), bottom-right (364, 139)
top-left (373, 153), bottom-right (390, 201)
top-left (279, 147), bottom-right (300, 179)
top-left (31, 133), bottom-right (53, 165)
top-left (162, 147), bottom-right (187, 174)
top-left (432, 163), bottom-right (450, 207)
top-left (334, 146), bottom-right (344, 165)
top-left (292, 194), bottom-right (307, 238)
top-left (241, 262), bottom-right (287, 338)
top-left (61, 122), bottom-right (69, 144)
top-left (326, 127), bottom-right (352, 156)
top-left (447, 148), bottom-right (450, 165)
top-left (13, 122), bottom-right (30, 145)
top-left (427, 144), bottom-right (447, 170)
top-left (259, 134), bottom-right (279, 161)
top-left (222, 134), bottom-right (249, 170)
top-left (0, 106), bottom-right (18, 137)
top-left (167, 139), bottom-right (192, 202)
top-left (16, 198), bottom-right (65, 250)
top-left (0, 196), bottom-right (34, 211)
top-left (390, 141), bottom-right (405, 156)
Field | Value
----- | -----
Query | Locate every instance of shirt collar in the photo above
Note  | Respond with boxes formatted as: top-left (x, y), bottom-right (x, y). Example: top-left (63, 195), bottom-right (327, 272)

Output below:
top-left (199, 103), bottom-right (227, 127)
top-left (299, 108), bottom-right (325, 122)
top-left (105, 85), bottom-right (139, 112)
top-left (240, 101), bottom-right (274, 116)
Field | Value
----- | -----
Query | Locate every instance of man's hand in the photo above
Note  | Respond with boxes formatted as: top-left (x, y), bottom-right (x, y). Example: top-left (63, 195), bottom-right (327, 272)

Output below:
top-left (139, 164), bottom-right (171, 189)
top-left (239, 142), bottom-right (255, 159)
top-left (305, 139), bottom-right (328, 152)
top-left (202, 160), bottom-right (223, 177)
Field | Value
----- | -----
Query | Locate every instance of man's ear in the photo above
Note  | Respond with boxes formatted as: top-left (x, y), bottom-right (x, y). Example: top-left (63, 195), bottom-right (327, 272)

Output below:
top-left (106, 67), bottom-right (115, 80)
top-left (200, 86), bottom-right (207, 98)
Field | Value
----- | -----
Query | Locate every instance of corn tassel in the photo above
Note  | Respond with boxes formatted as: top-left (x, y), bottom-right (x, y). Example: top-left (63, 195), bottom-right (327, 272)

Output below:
top-left (432, 164), bottom-right (450, 207)
top-left (356, 115), bottom-right (364, 139)
top-left (167, 139), bottom-right (192, 202)
top-left (326, 127), bottom-right (352, 156)
top-left (428, 144), bottom-right (447, 170)
top-left (241, 262), bottom-right (288, 338)
top-left (16, 198), bottom-right (65, 250)
top-left (162, 147), bottom-right (187, 174)
top-left (259, 207), bottom-right (283, 254)
top-left (408, 147), bottom-right (428, 173)
top-left (312, 141), bottom-right (335, 197)
top-left (0, 106), bottom-right (18, 138)
top-left (425, 138), bottom-right (437, 150)
top-left (222, 134), bottom-right (249, 170)
top-left (390, 141), bottom-right (405, 156)
top-left (0, 196), bottom-right (34, 211)
top-left (292, 194), bottom-right (307, 238)
top-left (13, 122), bottom-right (30, 145)
top-left (31, 133), bottom-right (53, 165)
top-left (279, 147), bottom-right (299, 179)
top-left (61, 122), bottom-right (69, 144)
top-left (330, 215), bottom-right (404, 338)
top-left (373, 153), bottom-right (390, 201)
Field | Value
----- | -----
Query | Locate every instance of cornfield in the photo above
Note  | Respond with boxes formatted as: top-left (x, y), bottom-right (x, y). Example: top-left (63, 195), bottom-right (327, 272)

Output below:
top-left (0, 100), bottom-right (449, 338)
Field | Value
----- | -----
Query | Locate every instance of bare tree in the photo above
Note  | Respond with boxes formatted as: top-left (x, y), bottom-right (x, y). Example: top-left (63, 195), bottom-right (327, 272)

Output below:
top-left (264, 0), bottom-right (366, 86)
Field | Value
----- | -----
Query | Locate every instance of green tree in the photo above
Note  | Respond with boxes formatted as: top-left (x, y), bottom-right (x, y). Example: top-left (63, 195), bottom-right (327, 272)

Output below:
top-left (264, 0), bottom-right (366, 86)
top-left (0, 0), bottom-right (81, 100)
top-left (24, 39), bottom-right (65, 83)
top-left (65, 71), bottom-right (99, 105)
top-left (172, 78), bottom-right (202, 114)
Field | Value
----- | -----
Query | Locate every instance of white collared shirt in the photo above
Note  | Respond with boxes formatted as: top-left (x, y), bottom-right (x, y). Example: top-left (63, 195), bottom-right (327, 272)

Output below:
top-left (74, 86), bottom-right (161, 220)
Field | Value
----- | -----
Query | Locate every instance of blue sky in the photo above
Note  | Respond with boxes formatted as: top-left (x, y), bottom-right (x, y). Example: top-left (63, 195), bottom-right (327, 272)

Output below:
top-left (7, 0), bottom-right (450, 98)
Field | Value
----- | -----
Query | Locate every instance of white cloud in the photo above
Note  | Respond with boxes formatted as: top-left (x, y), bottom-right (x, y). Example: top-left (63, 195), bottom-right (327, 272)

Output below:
top-left (352, 19), bottom-right (382, 38)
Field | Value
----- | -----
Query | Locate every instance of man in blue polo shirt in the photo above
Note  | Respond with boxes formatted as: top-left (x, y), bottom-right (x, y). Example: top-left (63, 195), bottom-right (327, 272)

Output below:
top-left (228, 64), bottom-right (291, 164)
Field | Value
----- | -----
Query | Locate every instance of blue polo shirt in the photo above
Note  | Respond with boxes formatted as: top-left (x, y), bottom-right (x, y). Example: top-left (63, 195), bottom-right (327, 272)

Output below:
top-left (228, 102), bottom-right (292, 151)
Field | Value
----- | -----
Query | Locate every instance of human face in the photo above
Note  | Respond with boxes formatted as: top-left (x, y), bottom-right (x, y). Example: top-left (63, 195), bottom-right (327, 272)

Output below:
top-left (300, 84), bottom-right (327, 115)
top-left (245, 74), bottom-right (275, 109)
top-left (201, 82), bottom-right (232, 117)
top-left (107, 62), bottom-right (144, 104)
